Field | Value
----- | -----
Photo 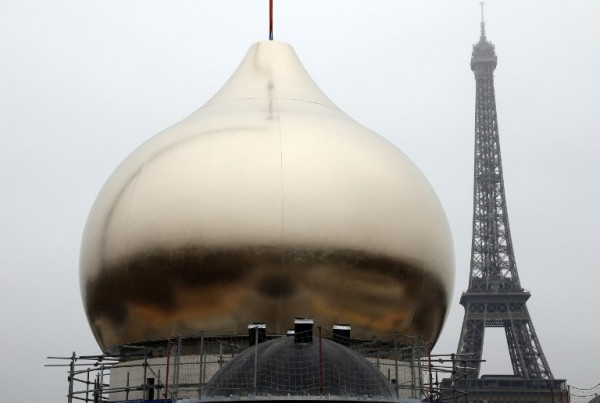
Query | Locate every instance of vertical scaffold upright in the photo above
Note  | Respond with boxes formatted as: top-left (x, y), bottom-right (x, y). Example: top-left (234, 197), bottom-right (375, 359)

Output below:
top-left (455, 8), bottom-right (554, 382)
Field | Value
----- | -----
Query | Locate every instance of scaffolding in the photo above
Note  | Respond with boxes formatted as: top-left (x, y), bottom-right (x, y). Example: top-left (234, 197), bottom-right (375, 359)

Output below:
top-left (49, 330), bottom-right (578, 403)
top-left (46, 331), bottom-right (464, 403)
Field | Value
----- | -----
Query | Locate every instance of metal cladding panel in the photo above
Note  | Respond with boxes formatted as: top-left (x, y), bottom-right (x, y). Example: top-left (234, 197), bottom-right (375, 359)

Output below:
top-left (248, 323), bottom-right (267, 346)
top-left (294, 318), bottom-right (313, 344)
top-left (333, 324), bottom-right (351, 346)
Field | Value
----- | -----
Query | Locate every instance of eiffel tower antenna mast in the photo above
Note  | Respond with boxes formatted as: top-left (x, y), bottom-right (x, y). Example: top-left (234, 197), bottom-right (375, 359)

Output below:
top-left (480, 2), bottom-right (486, 37)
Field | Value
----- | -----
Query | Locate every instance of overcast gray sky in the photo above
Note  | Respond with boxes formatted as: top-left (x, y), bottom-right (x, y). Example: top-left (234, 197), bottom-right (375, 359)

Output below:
top-left (1, 1), bottom-right (599, 401)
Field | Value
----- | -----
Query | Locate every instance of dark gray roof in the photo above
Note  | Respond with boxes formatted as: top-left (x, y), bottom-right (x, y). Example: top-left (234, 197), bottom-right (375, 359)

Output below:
top-left (203, 337), bottom-right (396, 400)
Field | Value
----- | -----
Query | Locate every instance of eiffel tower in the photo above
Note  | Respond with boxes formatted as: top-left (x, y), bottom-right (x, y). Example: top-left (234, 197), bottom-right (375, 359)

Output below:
top-left (455, 8), bottom-right (555, 383)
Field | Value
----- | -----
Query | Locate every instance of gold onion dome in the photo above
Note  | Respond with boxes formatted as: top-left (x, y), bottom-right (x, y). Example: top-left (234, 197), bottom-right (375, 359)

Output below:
top-left (80, 41), bottom-right (455, 352)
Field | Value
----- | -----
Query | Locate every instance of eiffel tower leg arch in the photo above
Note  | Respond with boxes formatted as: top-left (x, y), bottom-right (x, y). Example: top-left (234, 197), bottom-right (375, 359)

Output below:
top-left (505, 304), bottom-right (554, 380)
top-left (456, 302), bottom-right (485, 378)
top-left (457, 294), bottom-right (554, 380)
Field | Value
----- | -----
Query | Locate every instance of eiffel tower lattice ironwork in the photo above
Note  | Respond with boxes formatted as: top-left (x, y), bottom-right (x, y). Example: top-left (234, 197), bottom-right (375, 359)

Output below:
top-left (455, 13), bottom-right (554, 381)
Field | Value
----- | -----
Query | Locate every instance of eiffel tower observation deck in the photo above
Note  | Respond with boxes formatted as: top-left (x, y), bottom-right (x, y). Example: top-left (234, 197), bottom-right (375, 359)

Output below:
top-left (448, 7), bottom-right (568, 403)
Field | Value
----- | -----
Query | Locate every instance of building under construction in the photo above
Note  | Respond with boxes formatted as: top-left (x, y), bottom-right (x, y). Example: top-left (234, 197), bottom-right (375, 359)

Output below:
top-left (48, 5), bottom-right (571, 403)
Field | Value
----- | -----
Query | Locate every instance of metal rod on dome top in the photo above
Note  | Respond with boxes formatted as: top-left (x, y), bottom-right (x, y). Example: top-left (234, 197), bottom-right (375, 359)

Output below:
top-left (269, 0), bottom-right (273, 40)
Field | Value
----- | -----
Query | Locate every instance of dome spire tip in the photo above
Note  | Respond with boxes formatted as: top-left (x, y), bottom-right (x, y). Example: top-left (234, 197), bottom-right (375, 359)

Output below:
top-left (269, 0), bottom-right (274, 40)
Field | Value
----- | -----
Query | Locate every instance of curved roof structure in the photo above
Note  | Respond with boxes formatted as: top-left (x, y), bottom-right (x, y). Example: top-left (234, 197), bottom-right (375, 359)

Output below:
top-left (203, 337), bottom-right (396, 400)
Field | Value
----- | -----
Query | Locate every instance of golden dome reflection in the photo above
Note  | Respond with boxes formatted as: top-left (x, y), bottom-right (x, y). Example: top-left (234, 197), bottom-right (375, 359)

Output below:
top-left (80, 41), bottom-right (455, 352)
